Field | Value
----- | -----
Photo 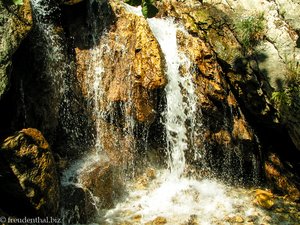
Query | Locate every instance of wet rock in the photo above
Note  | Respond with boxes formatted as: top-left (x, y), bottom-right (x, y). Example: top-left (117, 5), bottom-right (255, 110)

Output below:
top-left (131, 214), bottom-right (142, 222)
top-left (145, 216), bottom-right (167, 225)
top-left (264, 153), bottom-right (300, 201)
top-left (0, 128), bottom-right (59, 216)
top-left (100, 122), bottom-right (135, 165)
top-left (254, 189), bottom-right (275, 210)
top-left (134, 168), bottom-right (157, 190)
top-left (75, 1), bottom-right (166, 124)
top-left (0, 0), bottom-right (32, 99)
top-left (225, 214), bottom-right (245, 223)
top-left (79, 162), bottom-right (122, 209)
top-left (174, 7), bottom-right (261, 183)
top-left (61, 184), bottom-right (96, 224)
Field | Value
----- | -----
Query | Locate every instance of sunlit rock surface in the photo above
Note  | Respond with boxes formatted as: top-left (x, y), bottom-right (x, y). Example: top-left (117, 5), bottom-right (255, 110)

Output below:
top-left (75, 3), bottom-right (166, 124)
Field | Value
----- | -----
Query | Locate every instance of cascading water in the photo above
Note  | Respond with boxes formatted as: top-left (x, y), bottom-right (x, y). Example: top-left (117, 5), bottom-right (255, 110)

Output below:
top-left (95, 13), bottom-right (270, 225)
top-left (29, 0), bottom-right (91, 158)
top-left (25, 0), bottom-right (298, 223)
top-left (147, 18), bottom-right (197, 178)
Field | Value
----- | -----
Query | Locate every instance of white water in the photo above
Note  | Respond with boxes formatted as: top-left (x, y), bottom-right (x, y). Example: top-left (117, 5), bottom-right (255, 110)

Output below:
top-left (148, 18), bottom-right (197, 178)
top-left (98, 16), bottom-right (261, 225)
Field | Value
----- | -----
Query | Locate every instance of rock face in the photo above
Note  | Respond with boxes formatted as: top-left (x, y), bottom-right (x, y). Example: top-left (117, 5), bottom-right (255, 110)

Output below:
top-left (0, 0), bottom-right (94, 159)
top-left (75, 3), bottom-right (166, 124)
top-left (0, 128), bottom-right (60, 217)
top-left (201, 0), bottom-right (300, 150)
top-left (66, 0), bottom-right (261, 183)
top-left (160, 0), bottom-right (299, 189)
top-left (0, 0), bottom-right (32, 99)
top-left (62, 0), bottom-right (296, 184)
top-left (67, 0), bottom-right (167, 165)
top-left (265, 153), bottom-right (300, 201)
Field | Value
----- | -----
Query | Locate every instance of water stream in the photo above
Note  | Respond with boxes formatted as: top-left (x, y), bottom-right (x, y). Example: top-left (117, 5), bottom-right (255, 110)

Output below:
top-left (147, 18), bottom-right (197, 178)
top-left (92, 10), bottom-right (297, 224)
top-left (88, 14), bottom-right (252, 225)
top-left (28, 1), bottom-right (299, 224)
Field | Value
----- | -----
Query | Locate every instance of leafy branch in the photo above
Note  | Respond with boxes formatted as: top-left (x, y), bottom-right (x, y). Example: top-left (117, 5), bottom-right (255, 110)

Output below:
top-left (125, 0), bottom-right (158, 18)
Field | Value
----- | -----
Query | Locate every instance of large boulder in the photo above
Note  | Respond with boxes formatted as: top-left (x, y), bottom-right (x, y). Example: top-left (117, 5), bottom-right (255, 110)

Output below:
top-left (0, 128), bottom-right (60, 217)
top-left (0, 0), bottom-right (32, 99)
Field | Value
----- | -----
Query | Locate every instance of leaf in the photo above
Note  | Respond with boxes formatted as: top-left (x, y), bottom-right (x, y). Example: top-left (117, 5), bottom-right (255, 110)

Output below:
top-left (13, 0), bottom-right (23, 5)
top-left (142, 2), bottom-right (158, 18)
top-left (125, 0), bottom-right (142, 6)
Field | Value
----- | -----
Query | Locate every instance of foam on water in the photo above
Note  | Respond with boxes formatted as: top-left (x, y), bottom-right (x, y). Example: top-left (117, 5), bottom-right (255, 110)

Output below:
top-left (99, 170), bottom-right (272, 224)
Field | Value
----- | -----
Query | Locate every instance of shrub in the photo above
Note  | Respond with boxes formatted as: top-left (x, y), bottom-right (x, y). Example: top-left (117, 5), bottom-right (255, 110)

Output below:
top-left (125, 0), bottom-right (158, 18)
top-left (272, 59), bottom-right (300, 114)
top-left (235, 13), bottom-right (265, 50)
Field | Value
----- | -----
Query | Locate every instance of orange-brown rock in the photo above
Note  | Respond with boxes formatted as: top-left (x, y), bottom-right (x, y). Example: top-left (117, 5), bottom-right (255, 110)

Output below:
top-left (264, 153), bottom-right (300, 201)
top-left (75, 4), bottom-right (166, 124)
top-left (79, 162), bottom-right (120, 209)
top-left (100, 121), bottom-right (134, 165)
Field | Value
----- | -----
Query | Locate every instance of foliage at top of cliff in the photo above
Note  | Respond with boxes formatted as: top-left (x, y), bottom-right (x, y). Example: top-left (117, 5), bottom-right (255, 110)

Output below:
top-left (4, 0), bottom-right (23, 5)
top-left (272, 59), bottom-right (300, 114)
top-left (125, 0), bottom-right (158, 18)
top-left (13, 0), bottom-right (23, 5)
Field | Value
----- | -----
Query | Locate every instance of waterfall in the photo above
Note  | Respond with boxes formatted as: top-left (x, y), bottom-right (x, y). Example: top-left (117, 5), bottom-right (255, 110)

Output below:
top-left (94, 12), bottom-right (272, 224)
top-left (29, 0), bottom-right (93, 158)
top-left (147, 18), bottom-right (197, 178)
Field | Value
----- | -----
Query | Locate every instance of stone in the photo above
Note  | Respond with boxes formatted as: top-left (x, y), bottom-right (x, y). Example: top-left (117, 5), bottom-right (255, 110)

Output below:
top-left (74, 3), bottom-right (166, 124)
top-left (0, 0), bottom-right (32, 99)
top-left (61, 184), bottom-right (96, 224)
top-left (207, 0), bottom-right (300, 153)
top-left (264, 153), bottom-right (300, 201)
top-left (62, 0), bottom-right (84, 5)
top-left (0, 128), bottom-right (60, 216)
top-left (173, 4), bottom-right (261, 183)
top-left (79, 162), bottom-right (122, 209)
top-left (145, 216), bottom-right (167, 225)
top-left (225, 215), bottom-right (245, 223)
top-left (131, 214), bottom-right (142, 222)
top-left (254, 189), bottom-right (275, 210)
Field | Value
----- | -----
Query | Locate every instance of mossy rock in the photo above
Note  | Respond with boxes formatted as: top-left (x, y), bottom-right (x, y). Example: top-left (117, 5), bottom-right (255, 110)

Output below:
top-left (0, 128), bottom-right (60, 216)
top-left (0, 0), bottom-right (32, 99)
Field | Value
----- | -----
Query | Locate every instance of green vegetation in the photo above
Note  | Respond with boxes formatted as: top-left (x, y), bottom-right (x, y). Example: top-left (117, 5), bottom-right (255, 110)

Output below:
top-left (4, 0), bottom-right (23, 5)
top-left (125, 0), bottom-right (158, 18)
top-left (272, 60), bottom-right (300, 114)
top-left (12, 0), bottom-right (23, 5)
top-left (235, 13), bottom-right (265, 50)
